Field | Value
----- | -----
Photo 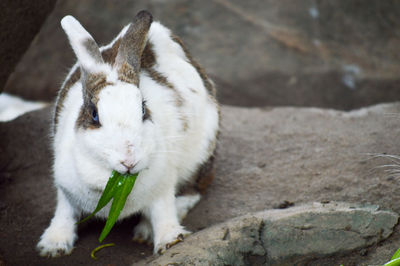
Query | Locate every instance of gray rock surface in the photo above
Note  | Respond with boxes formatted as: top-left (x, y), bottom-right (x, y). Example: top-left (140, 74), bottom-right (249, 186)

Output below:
top-left (4, 0), bottom-right (400, 109)
top-left (0, 0), bottom-right (57, 92)
top-left (1, 103), bottom-right (400, 265)
top-left (141, 202), bottom-right (398, 265)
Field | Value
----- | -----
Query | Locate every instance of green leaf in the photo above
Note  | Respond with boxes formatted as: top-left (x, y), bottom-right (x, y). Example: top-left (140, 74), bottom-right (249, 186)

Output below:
top-left (98, 173), bottom-right (137, 243)
top-left (78, 171), bottom-right (124, 224)
top-left (384, 257), bottom-right (400, 266)
top-left (393, 247), bottom-right (400, 260)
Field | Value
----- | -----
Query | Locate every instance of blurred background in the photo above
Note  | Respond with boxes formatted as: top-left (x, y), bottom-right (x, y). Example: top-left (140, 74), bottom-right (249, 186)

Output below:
top-left (2, 0), bottom-right (400, 110)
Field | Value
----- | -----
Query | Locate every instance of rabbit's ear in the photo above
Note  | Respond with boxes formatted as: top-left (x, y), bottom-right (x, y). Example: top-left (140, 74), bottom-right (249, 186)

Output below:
top-left (115, 10), bottom-right (153, 86)
top-left (61, 16), bottom-right (104, 75)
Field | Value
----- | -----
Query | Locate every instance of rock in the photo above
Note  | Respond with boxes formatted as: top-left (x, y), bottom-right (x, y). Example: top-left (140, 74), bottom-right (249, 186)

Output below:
top-left (1, 103), bottom-right (400, 265)
top-left (4, 0), bottom-right (400, 110)
top-left (0, 0), bottom-right (57, 92)
top-left (186, 103), bottom-right (400, 231)
top-left (140, 202), bottom-right (399, 265)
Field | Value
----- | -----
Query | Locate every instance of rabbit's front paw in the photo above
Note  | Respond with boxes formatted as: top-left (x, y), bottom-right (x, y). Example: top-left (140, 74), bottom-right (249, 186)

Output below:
top-left (37, 225), bottom-right (77, 257)
top-left (154, 226), bottom-right (190, 254)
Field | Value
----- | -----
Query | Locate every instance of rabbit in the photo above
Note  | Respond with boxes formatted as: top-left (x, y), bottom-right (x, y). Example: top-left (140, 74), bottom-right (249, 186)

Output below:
top-left (36, 10), bottom-right (219, 257)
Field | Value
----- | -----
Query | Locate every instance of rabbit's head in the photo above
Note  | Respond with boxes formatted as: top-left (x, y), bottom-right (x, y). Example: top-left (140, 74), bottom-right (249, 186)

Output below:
top-left (61, 11), bottom-right (155, 175)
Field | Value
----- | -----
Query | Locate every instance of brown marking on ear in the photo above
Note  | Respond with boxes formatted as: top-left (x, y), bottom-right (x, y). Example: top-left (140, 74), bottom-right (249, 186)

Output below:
top-left (101, 38), bottom-right (121, 65)
top-left (171, 35), bottom-right (217, 98)
top-left (116, 11), bottom-right (153, 86)
top-left (82, 38), bottom-right (104, 64)
top-left (54, 68), bottom-right (81, 132)
top-left (103, 40), bottom-right (155, 85)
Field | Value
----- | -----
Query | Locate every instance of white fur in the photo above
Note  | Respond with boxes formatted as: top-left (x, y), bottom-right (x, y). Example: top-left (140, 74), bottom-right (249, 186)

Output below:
top-left (61, 16), bottom-right (110, 73)
top-left (38, 15), bottom-right (219, 256)
top-left (0, 93), bottom-right (46, 122)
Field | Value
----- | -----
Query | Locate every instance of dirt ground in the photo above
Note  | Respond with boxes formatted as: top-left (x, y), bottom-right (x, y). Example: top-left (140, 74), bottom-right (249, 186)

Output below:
top-left (1, 103), bottom-right (400, 265)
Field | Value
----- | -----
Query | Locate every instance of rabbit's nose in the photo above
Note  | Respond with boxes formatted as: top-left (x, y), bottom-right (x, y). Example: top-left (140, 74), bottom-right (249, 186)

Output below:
top-left (120, 160), bottom-right (136, 172)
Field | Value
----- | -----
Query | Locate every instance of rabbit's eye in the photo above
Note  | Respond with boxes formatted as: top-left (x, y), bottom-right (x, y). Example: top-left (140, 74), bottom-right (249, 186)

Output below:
top-left (91, 104), bottom-right (99, 124)
top-left (142, 100), bottom-right (150, 121)
top-left (142, 101), bottom-right (146, 117)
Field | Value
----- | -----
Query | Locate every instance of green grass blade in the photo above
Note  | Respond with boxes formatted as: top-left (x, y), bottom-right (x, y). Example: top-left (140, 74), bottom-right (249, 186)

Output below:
top-left (385, 257), bottom-right (400, 266)
top-left (90, 243), bottom-right (115, 260)
top-left (98, 173), bottom-right (137, 243)
top-left (393, 248), bottom-right (400, 260)
top-left (78, 171), bottom-right (124, 224)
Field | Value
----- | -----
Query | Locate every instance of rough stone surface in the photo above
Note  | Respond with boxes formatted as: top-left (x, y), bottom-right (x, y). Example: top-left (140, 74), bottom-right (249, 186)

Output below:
top-left (0, 0), bottom-right (57, 92)
top-left (1, 103), bottom-right (400, 265)
top-left (140, 202), bottom-right (398, 265)
top-left (4, 0), bottom-right (400, 110)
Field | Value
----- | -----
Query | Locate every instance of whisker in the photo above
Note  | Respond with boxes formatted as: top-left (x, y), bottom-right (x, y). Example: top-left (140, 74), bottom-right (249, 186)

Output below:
top-left (372, 164), bottom-right (400, 170)
top-left (385, 169), bottom-right (400, 174)
top-left (163, 136), bottom-right (185, 140)
top-left (365, 153), bottom-right (400, 176)
top-left (150, 151), bottom-right (182, 154)
top-left (381, 113), bottom-right (400, 118)
top-left (366, 153), bottom-right (400, 163)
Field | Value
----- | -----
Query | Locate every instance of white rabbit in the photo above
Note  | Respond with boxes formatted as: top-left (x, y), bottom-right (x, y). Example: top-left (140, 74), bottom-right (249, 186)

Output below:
top-left (37, 10), bottom-right (219, 257)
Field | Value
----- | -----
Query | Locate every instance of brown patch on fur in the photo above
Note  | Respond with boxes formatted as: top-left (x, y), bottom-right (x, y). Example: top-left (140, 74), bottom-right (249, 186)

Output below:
top-left (171, 34), bottom-right (221, 134)
top-left (84, 73), bottom-right (112, 93)
top-left (177, 153), bottom-right (216, 196)
top-left (147, 68), bottom-right (184, 107)
top-left (171, 35), bottom-right (217, 98)
top-left (75, 72), bottom-right (113, 130)
top-left (141, 42), bottom-right (156, 69)
top-left (54, 68), bottom-right (80, 131)
top-left (118, 62), bottom-right (139, 85)
top-left (146, 68), bottom-right (190, 131)
top-left (191, 129), bottom-right (220, 194)
top-left (75, 102), bottom-right (101, 130)
top-left (54, 39), bottom-right (120, 132)
top-left (195, 154), bottom-right (216, 194)
top-left (182, 119), bottom-right (189, 131)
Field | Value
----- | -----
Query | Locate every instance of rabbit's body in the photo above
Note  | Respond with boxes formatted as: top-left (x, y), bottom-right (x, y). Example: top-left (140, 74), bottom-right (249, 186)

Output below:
top-left (37, 11), bottom-right (219, 257)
